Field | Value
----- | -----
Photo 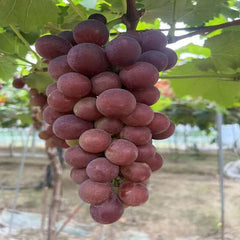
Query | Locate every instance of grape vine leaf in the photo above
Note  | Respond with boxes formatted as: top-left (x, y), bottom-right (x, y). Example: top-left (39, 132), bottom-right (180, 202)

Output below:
top-left (0, 0), bottom-right (59, 32)
top-left (176, 43), bottom-right (211, 59)
top-left (204, 31), bottom-right (240, 71)
top-left (167, 62), bottom-right (240, 107)
top-left (0, 32), bottom-right (28, 56)
top-left (25, 72), bottom-right (55, 93)
top-left (0, 56), bottom-right (17, 80)
top-left (141, 0), bottom-right (227, 26)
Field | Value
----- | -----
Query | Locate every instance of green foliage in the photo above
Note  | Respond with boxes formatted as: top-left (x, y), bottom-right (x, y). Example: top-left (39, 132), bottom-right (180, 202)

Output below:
top-left (25, 72), bottom-right (55, 93)
top-left (0, 0), bottom-right (239, 128)
top-left (205, 30), bottom-right (240, 71)
top-left (0, 0), bottom-right (59, 32)
top-left (166, 61), bottom-right (240, 107)
top-left (141, 0), bottom-right (227, 26)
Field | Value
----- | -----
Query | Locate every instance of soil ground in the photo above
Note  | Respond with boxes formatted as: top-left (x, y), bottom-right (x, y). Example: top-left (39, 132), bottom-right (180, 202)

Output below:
top-left (0, 147), bottom-right (240, 240)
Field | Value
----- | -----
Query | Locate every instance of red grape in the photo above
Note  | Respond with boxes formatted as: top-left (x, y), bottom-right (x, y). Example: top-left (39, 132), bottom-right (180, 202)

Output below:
top-left (73, 19), bottom-right (109, 46)
top-left (121, 103), bottom-right (154, 127)
top-left (70, 168), bottom-right (88, 184)
top-left (64, 145), bottom-right (98, 168)
top-left (120, 126), bottom-right (152, 146)
top-left (86, 157), bottom-right (119, 182)
top-left (120, 62), bottom-right (159, 89)
top-left (79, 179), bottom-right (112, 204)
top-left (121, 162), bottom-right (152, 182)
top-left (90, 193), bottom-right (124, 224)
top-left (57, 72), bottom-right (91, 98)
top-left (118, 182), bottom-right (148, 206)
top-left (79, 129), bottom-right (111, 153)
top-left (96, 89), bottom-right (136, 118)
top-left (105, 139), bottom-right (138, 166)
top-left (53, 114), bottom-right (93, 140)
top-left (73, 97), bottom-right (102, 121)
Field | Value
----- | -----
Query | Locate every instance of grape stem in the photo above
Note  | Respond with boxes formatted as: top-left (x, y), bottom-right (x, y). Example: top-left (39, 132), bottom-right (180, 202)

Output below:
top-left (122, 0), bottom-right (145, 31)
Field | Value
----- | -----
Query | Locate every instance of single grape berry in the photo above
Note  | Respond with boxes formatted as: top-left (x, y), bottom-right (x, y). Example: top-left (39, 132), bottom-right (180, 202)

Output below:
top-left (88, 13), bottom-right (107, 24)
top-left (73, 19), bottom-right (109, 46)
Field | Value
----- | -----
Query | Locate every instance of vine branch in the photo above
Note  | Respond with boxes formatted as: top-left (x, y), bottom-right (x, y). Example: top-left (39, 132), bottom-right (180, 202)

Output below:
top-left (9, 24), bottom-right (40, 62)
top-left (162, 73), bottom-right (240, 81)
top-left (168, 19), bottom-right (240, 43)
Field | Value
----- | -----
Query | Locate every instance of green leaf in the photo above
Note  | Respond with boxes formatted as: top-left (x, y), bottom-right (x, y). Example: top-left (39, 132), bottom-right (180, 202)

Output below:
top-left (0, 0), bottom-right (59, 32)
top-left (61, 4), bottom-right (88, 29)
top-left (136, 19), bottom-right (161, 30)
top-left (25, 72), bottom-right (55, 93)
top-left (151, 97), bottom-right (172, 111)
top-left (18, 113), bottom-right (33, 126)
top-left (141, 0), bottom-right (227, 26)
top-left (204, 31), bottom-right (240, 71)
top-left (167, 62), bottom-right (240, 107)
top-left (176, 43), bottom-right (211, 59)
top-left (0, 32), bottom-right (28, 56)
top-left (0, 55), bottom-right (17, 81)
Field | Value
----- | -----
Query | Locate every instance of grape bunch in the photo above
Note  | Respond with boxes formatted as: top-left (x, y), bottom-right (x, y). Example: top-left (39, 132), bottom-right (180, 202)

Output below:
top-left (35, 13), bottom-right (177, 224)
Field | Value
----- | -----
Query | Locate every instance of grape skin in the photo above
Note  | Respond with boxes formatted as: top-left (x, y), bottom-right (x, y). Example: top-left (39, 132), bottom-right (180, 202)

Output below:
top-left (139, 30), bottom-right (167, 52)
top-left (88, 13), bottom-right (107, 25)
top-left (58, 31), bottom-right (76, 46)
top-left (73, 19), bottom-right (109, 46)
top-left (120, 126), bottom-right (152, 146)
top-left (67, 43), bottom-right (109, 76)
top-left (78, 179), bottom-right (112, 205)
top-left (79, 129), bottom-right (112, 153)
top-left (131, 86), bottom-right (160, 106)
top-left (96, 89), bottom-right (136, 118)
top-left (94, 117), bottom-right (124, 135)
top-left (90, 193), bottom-right (124, 224)
top-left (30, 94), bottom-right (47, 108)
top-left (135, 143), bottom-right (156, 162)
top-left (139, 50), bottom-right (168, 71)
top-left (105, 139), bottom-right (138, 166)
top-left (118, 182), bottom-right (149, 206)
top-left (86, 157), bottom-right (119, 182)
top-left (53, 114), bottom-right (93, 140)
top-left (12, 77), bottom-right (25, 89)
top-left (119, 62), bottom-right (159, 89)
top-left (145, 153), bottom-right (163, 172)
top-left (43, 106), bottom-right (66, 125)
top-left (148, 112), bottom-right (171, 134)
top-left (105, 36), bottom-right (141, 67)
top-left (91, 71), bottom-right (122, 96)
top-left (160, 48), bottom-right (178, 70)
top-left (47, 89), bottom-right (78, 113)
top-left (152, 121), bottom-right (175, 140)
top-left (35, 35), bottom-right (72, 60)
top-left (121, 162), bottom-right (152, 182)
top-left (73, 97), bottom-right (102, 121)
top-left (45, 135), bottom-right (69, 148)
top-left (57, 72), bottom-right (92, 98)
top-left (45, 82), bottom-right (57, 96)
top-left (70, 168), bottom-right (89, 184)
top-left (64, 145), bottom-right (98, 168)
top-left (48, 55), bottom-right (73, 80)
top-left (121, 103), bottom-right (154, 127)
